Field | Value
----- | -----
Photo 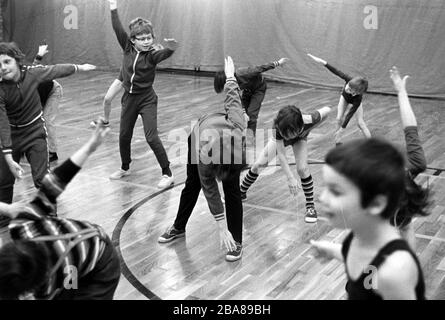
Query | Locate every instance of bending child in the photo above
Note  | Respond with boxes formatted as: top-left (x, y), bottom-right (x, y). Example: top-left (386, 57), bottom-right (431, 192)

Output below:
top-left (308, 53), bottom-right (371, 145)
top-left (240, 104), bottom-right (332, 223)
top-left (159, 57), bottom-right (246, 262)
top-left (214, 57), bottom-right (289, 141)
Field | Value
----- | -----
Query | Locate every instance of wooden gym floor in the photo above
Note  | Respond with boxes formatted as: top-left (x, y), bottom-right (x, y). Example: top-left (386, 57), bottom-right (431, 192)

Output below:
top-left (1, 71), bottom-right (444, 300)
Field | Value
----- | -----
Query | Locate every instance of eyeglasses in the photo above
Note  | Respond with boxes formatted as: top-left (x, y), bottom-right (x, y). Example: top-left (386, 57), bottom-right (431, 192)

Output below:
top-left (135, 35), bottom-right (153, 42)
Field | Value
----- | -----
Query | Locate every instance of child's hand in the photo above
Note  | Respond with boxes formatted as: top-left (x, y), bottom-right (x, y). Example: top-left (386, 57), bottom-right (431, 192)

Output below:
top-left (163, 38), bottom-right (179, 51)
top-left (243, 112), bottom-right (250, 128)
top-left (5, 156), bottom-right (24, 179)
top-left (277, 57), bottom-right (289, 66)
top-left (287, 177), bottom-right (300, 196)
top-left (108, 0), bottom-right (117, 9)
top-left (224, 56), bottom-right (235, 79)
top-left (77, 64), bottom-right (96, 72)
top-left (37, 44), bottom-right (49, 57)
top-left (88, 117), bottom-right (111, 152)
top-left (310, 240), bottom-right (336, 259)
top-left (307, 53), bottom-right (327, 65)
top-left (389, 66), bottom-right (409, 93)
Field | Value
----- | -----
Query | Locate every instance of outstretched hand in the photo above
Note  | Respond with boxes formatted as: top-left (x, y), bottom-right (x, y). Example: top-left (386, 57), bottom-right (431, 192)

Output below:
top-left (277, 57), bottom-right (289, 66)
top-left (163, 38), bottom-right (179, 51)
top-left (88, 117), bottom-right (111, 152)
top-left (5, 156), bottom-right (24, 179)
top-left (307, 53), bottom-right (327, 65)
top-left (77, 64), bottom-right (97, 72)
top-left (224, 56), bottom-right (235, 79)
top-left (37, 44), bottom-right (49, 57)
top-left (389, 66), bottom-right (409, 93)
top-left (108, 0), bottom-right (117, 9)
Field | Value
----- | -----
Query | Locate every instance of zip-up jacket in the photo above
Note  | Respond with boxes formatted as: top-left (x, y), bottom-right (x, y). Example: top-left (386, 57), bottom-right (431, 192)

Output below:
top-left (0, 64), bottom-right (77, 155)
top-left (111, 9), bottom-right (175, 94)
top-left (190, 79), bottom-right (245, 220)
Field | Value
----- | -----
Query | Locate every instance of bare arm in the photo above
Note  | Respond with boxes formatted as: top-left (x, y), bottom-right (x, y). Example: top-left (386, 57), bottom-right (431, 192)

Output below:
top-left (310, 240), bottom-right (343, 261)
top-left (389, 66), bottom-right (417, 127)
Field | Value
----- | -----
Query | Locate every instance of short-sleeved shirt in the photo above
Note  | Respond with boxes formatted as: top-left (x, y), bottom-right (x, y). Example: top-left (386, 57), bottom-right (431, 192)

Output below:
top-left (273, 110), bottom-right (324, 146)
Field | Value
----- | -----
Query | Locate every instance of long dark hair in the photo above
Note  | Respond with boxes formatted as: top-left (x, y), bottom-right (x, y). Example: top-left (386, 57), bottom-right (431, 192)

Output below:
top-left (325, 138), bottom-right (430, 223)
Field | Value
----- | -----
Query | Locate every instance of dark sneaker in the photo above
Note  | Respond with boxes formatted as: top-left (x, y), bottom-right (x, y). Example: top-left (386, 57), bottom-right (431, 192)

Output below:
top-left (158, 225), bottom-right (185, 243)
top-left (225, 242), bottom-right (243, 262)
top-left (240, 191), bottom-right (247, 202)
top-left (305, 207), bottom-right (318, 223)
top-left (49, 152), bottom-right (58, 163)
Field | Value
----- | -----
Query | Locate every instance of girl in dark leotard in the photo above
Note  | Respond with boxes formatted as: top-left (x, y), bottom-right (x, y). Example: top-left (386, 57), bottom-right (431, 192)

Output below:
top-left (311, 136), bottom-right (428, 299)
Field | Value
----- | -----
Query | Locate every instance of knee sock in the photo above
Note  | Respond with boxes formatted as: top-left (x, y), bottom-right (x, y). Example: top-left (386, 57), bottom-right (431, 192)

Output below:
top-left (301, 175), bottom-right (315, 209)
top-left (240, 169), bottom-right (259, 194)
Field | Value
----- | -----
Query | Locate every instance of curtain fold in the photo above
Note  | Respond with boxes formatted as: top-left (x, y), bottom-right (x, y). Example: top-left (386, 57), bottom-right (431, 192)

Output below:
top-left (7, 0), bottom-right (445, 98)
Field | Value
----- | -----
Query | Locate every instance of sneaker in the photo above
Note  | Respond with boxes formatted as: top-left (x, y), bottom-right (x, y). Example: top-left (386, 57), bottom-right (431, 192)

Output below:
top-left (49, 152), bottom-right (58, 163)
top-left (240, 191), bottom-right (247, 202)
top-left (225, 242), bottom-right (243, 262)
top-left (158, 225), bottom-right (185, 243)
top-left (90, 120), bottom-right (110, 128)
top-left (305, 207), bottom-right (318, 223)
top-left (109, 168), bottom-right (131, 180)
top-left (157, 174), bottom-right (174, 189)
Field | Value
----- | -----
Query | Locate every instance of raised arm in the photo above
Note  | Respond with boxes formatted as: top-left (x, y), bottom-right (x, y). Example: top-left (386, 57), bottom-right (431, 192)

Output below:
top-left (389, 66), bottom-right (417, 127)
top-left (150, 39), bottom-right (178, 65)
top-left (223, 56), bottom-right (245, 131)
top-left (28, 63), bottom-right (95, 83)
top-left (308, 53), bottom-right (352, 82)
top-left (389, 66), bottom-right (426, 175)
top-left (33, 44), bottom-right (49, 65)
top-left (26, 120), bottom-right (110, 218)
top-left (236, 58), bottom-right (288, 77)
top-left (109, 0), bottom-right (129, 50)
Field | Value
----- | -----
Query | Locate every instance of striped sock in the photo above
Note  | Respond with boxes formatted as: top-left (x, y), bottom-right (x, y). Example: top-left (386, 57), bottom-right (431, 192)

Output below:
top-left (240, 169), bottom-right (259, 194)
top-left (301, 175), bottom-right (315, 209)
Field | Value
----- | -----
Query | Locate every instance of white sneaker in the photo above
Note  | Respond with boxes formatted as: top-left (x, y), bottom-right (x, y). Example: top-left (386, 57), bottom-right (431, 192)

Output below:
top-left (109, 168), bottom-right (131, 180)
top-left (157, 174), bottom-right (174, 189)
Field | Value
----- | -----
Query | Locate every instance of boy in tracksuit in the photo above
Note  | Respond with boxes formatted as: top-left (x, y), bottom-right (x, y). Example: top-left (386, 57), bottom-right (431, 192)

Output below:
top-left (0, 42), bottom-right (96, 204)
top-left (159, 57), bottom-right (247, 262)
top-left (107, 0), bottom-right (178, 189)
top-left (213, 57), bottom-right (289, 138)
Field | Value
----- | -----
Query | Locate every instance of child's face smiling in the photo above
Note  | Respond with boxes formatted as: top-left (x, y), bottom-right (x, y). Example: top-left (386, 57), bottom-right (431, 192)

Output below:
top-left (132, 33), bottom-right (154, 51)
top-left (319, 165), bottom-right (366, 229)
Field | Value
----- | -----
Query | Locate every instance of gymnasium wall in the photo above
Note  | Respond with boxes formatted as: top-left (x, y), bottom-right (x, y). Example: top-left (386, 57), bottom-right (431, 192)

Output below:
top-left (4, 0), bottom-right (445, 98)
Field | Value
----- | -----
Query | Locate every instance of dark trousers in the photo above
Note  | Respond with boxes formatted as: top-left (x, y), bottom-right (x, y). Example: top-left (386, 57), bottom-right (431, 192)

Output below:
top-left (54, 235), bottom-right (121, 300)
top-left (0, 119), bottom-right (49, 203)
top-left (242, 82), bottom-right (266, 134)
top-left (173, 137), bottom-right (243, 244)
top-left (119, 89), bottom-right (170, 170)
